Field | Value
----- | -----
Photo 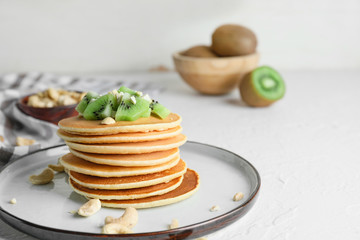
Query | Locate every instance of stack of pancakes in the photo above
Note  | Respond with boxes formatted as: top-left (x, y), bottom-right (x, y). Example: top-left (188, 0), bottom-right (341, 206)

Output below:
top-left (57, 113), bottom-right (199, 209)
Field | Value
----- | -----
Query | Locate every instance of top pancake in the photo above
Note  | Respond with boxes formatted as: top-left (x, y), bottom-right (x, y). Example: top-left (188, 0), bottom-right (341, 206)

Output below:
top-left (57, 126), bottom-right (182, 143)
top-left (58, 113), bottom-right (181, 135)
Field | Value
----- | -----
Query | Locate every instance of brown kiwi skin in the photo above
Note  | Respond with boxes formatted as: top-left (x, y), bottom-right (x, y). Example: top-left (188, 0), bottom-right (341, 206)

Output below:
top-left (211, 24), bottom-right (257, 57)
top-left (182, 45), bottom-right (219, 58)
top-left (239, 72), bottom-right (275, 107)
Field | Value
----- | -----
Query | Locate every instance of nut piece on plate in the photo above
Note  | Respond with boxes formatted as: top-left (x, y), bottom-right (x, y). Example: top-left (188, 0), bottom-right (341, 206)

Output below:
top-left (16, 137), bottom-right (36, 146)
top-left (210, 205), bottom-right (220, 212)
top-left (10, 198), bottom-right (17, 204)
top-left (102, 207), bottom-right (138, 234)
top-left (48, 163), bottom-right (65, 172)
top-left (233, 192), bottom-right (244, 201)
top-left (168, 218), bottom-right (179, 229)
top-left (0, 135), bottom-right (4, 142)
top-left (29, 168), bottom-right (54, 185)
top-left (78, 199), bottom-right (101, 217)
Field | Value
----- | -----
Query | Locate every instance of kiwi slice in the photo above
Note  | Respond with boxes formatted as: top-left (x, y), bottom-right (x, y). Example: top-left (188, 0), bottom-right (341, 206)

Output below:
top-left (83, 94), bottom-right (117, 120)
top-left (150, 101), bottom-right (171, 119)
top-left (115, 96), bottom-right (150, 121)
top-left (75, 91), bottom-right (99, 114)
top-left (141, 108), bottom-right (151, 118)
top-left (118, 86), bottom-right (136, 95)
top-left (240, 66), bottom-right (285, 107)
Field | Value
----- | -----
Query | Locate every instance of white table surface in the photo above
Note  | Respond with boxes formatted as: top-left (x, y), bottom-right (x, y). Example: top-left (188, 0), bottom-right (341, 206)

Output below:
top-left (1, 70), bottom-right (360, 240)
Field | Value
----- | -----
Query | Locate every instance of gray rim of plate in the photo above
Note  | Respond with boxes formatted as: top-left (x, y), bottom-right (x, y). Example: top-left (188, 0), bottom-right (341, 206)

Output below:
top-left (0, 141), bottom-right (261, 239)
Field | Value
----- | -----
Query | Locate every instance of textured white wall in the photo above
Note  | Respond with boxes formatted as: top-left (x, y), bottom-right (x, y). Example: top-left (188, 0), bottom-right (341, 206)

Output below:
top-left (0, 0), bottom-right (359, 74)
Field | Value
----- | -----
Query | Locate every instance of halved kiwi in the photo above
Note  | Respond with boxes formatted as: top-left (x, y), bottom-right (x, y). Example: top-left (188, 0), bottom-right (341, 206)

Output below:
top-left (239, 66), bottom-right (285, 107)
top-left (83, 94), bottom-right (117, 120)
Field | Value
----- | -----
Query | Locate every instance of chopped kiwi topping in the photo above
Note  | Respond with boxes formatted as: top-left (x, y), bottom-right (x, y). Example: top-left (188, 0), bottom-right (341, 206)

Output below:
top-left (75, 91), bottom-right (99, 114)
top-left (78, 86), bottom-right (171, 121)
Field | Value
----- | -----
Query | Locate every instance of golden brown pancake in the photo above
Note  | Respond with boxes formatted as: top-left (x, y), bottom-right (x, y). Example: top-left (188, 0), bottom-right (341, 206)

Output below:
top-left (69, 148), bottom-right (179, 166)
top-left (65, 134), bottom-right (187, 154)
top-left (68, 159), bottom-right (187, 189)
top-left (69, 175), bottom-right (183, 200)
top-left (57, 126), bottom-right (182, 143)
top-left (58, 113), bottom-right (181, 135)
top-left (100, 169), bottom-right (200, 208)
top-left (59, 153), bottom-right (180, 177)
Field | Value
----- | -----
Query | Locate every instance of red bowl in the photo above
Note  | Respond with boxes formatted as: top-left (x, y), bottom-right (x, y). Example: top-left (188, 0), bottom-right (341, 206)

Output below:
top-left (17, 95), bottom-right (79, 125)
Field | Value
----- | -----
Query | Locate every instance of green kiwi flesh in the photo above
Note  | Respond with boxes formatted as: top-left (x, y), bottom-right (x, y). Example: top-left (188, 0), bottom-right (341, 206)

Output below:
top-left (115, 97), bottom-right (150, 121)
top-left (150, 101), bottom-right (171, 119)
top-left (252, 66), bottom-right (285, 100)
top-left (75, 91), bottom-right (99, 114)
top-left (118, 86), bottom-right (136, 95)
top-left (83, 94), bottom-right (117, 120)
top-left (75, 86), bottom-right (172, 121)
top-left (240, 66), bottom-right (285, 107)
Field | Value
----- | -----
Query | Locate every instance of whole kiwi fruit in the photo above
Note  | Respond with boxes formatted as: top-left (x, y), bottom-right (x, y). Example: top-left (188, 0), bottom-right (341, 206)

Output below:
top-left (211, 24), bottom-right (257, 56)
top-left (182, 45), bottom-right (218, 58)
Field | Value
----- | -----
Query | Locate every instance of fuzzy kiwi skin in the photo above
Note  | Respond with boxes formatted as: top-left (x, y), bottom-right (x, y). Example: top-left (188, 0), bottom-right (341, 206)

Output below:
top-left (211, 24), bottom-right (257, 57)
top-left (240, 71), bottom-right (281, 107)
top-left (182, 45), bottom-right (219, 58)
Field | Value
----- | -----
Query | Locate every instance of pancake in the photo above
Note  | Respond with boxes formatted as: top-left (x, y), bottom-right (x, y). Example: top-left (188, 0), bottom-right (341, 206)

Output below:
top-left (65, 134), bottom-right (187, 154)
top-left (69, 148), bottom-right (179, 166)
top-left (68, 159), bottom-right (187, 189)
top-left (69, 175), bottom-right (183, 200)
top-left (100, 169), bottom-right (200, 209)
top-left (58, 113), bottom-right (181, 135)
top-left (59, 153), bottom-right (180, 177)
top-left (57, 126), bottom-right (182, 143)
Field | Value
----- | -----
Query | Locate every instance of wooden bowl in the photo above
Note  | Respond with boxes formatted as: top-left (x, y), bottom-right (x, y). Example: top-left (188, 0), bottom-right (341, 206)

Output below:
top-left (172, 51), bottom-right (259, 95)
top-left (17, 95), bottom-right (79, 125)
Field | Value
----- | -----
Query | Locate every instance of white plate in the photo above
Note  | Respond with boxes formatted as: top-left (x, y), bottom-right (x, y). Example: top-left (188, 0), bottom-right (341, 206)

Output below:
top-left (0, 142), bottom-right (260, 239)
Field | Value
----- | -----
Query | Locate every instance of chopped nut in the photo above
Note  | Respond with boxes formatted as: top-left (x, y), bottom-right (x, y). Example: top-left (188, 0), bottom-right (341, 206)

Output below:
top-left (58, 95), bottom-right (77, 106)
top-left (101, 117), bottom-right (116, 125)
top-left (45, 100), bottom-right (56, 108)
top-left (27, 88), bottom-right (85, 108)
top-left (10, 198), bottom-right (16, 204)
top-left (47, 88), bottom-right (59, 101)
top-left (233, 192), bottom-right (244, 202)
top-left (169, 218), bottom-right (179, 229)
top-left (79, 92), bottom-right (87, 101)
top-left (29, 168), bottom-right (54, 185)
top-left (109, 89), bottom-right (118, 95)
top-left (48, 164), bottom-right (64, 172)
top-left (103, 207), bottom-right (138, 234)
top-left (78, 199), bottom-right (101, 217)
top-left (130, 96), bottom-right (136, 104)
top-left (27, 95), bottom-right (43, 107)
top-left (210, 205), bottom-right (220, 212)
top-left (0, 135), bottom-right (4, 142)
top-left (196, 237), bottom-right (208, 240)
top-left (102, 222), bottom-right (133, 234)
top-left (16, 137), bottom-right (36, 146)
top-left (142, 94), bottom-right (152, 102)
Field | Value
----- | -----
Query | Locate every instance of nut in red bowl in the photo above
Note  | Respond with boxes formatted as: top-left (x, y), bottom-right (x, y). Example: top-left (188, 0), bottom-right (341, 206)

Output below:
top-left (17, 94), bottom-right (80, 125)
